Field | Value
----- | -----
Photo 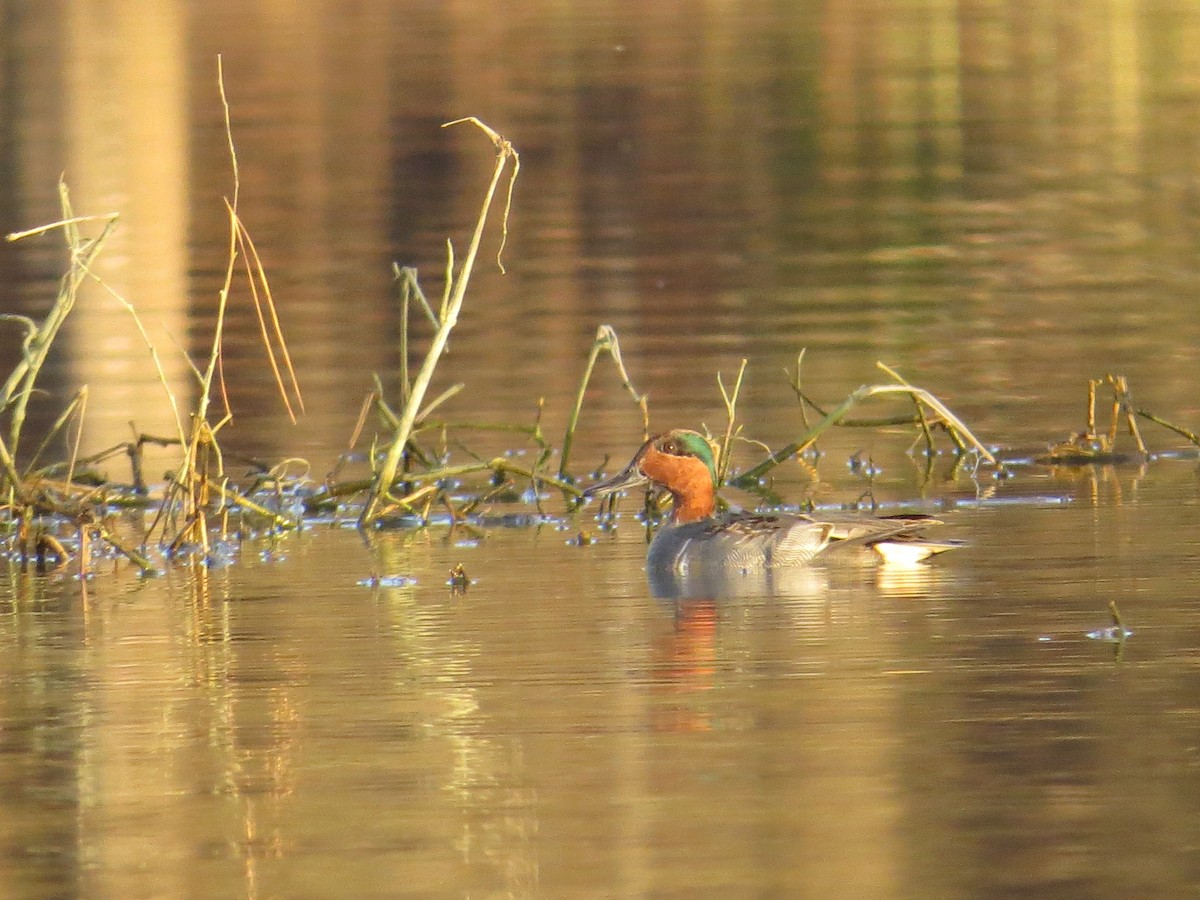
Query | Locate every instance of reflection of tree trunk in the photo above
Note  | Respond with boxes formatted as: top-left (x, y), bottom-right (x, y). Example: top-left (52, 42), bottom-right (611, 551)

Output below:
top-left (60, 0), bottom-right (191, 467)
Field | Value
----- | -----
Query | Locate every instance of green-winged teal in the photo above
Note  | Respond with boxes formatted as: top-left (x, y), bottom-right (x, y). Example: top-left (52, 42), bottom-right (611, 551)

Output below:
top-left (583, 429), bottom-right (960, 574)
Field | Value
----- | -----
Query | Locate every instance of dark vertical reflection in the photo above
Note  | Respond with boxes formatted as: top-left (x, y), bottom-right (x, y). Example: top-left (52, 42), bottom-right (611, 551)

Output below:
top-left (2, 0), bottom-right (1198, 467)
top-left (0, 0), bottom-right (22, 397)
top-left (0, 0), bottom-right (78, 453)
top-left (956, 0), bottom-right (1017, 185)
top-left (0, 0), bottom-right (18, 238)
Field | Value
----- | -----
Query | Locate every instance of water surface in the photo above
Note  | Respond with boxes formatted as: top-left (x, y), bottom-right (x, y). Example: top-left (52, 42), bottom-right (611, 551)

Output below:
top-left (4, 466), bottom-right (1200, 897)
top-left (2, 2), bottom-right (1200, 897)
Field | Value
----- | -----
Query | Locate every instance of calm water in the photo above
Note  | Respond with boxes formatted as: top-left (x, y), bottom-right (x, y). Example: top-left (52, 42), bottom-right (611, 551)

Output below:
top-left (3, 1), bottom-right (1200, 897)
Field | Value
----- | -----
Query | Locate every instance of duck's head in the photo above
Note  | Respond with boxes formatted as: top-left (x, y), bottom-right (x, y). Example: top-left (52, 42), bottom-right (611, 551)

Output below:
top-left (582, 429), bottom-right (718, 523)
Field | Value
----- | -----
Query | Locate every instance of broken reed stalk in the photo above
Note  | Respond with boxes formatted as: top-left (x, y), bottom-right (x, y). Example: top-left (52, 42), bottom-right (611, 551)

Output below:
top-left (360, 117), bottom-right (519, 527)
top-left (877, 362), bottom-right (939, 456)
top-left (732, 369), bottom-right (1001, 487)
top-left (789, 354), bottom-right (936, 430)
top-left (1048, 374), bottom-right (1152, 462)
top-left (787, 349), bottom-right (812, 431)
top-left (558, 324), bottom-right (649, 481)
top-left (1108, 374), bottom-right (1147, 455)
top-left (23, 388), bottom-right (87, 475)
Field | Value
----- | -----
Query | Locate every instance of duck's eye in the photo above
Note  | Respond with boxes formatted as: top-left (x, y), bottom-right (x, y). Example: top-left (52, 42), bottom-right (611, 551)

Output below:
top-left (661, 439), bottom-right (679, 455)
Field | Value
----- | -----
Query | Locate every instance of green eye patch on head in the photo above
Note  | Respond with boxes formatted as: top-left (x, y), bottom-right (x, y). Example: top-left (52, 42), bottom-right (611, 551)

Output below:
top-left (657, 430), bottom-right (718, 488)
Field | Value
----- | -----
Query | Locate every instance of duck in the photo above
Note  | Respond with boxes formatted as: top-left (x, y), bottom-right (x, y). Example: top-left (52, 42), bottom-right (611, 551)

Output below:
top-left (582, 429), bottom-right (961, 574)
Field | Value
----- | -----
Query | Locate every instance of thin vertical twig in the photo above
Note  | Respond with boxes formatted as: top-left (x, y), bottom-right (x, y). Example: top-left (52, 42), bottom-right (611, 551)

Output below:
top-left (716, 359), bottom-right (747, 486)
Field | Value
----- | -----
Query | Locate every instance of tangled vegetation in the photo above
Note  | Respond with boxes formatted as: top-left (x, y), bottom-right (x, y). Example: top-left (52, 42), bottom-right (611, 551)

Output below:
top-left (2, 69), bottom-right (1198, 579)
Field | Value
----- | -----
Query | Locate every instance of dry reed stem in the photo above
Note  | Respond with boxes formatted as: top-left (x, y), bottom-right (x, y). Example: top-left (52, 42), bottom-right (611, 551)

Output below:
top-left (68, 216), bottom-right (192, 450)
top-left (1109, 374), bottom-right (1147, 455)
top-left (1, 185), bottom-right (115, 476)
top-left (22, 388), bottom-right (86, 476)
top-left (171, 55), bottom-right (241, 546)
top-left (1136, 409), bottom-right (1200, 446)
top-left (876, 362), bottom-right (941, 456)
top-left (6, 213), bottom-right (119, 243)
top-left (92, 520), bottom-right (158, 576)
top-left (361, 118), bottom-right (519, 527)
top-left (166, 56), bottom-right (302, 548)
top-left (0, 186), bottom-right (123, 503)
top-left (230, 207), bottom-right (304, 420)
top-left (207, 479), bottom-right (298, 530)
top-left (789, 349), bottom-right (812, 431)
top-left (393, 265), bottom-right (441, 409)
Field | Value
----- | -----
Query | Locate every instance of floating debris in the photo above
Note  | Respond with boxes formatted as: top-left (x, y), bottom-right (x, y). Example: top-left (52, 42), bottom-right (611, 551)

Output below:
top-left (448, 564), bottom-right (471, 594)
top-left (1087, 625), bottom-right (1134, 642)
top-left (357, 574), bottom-right (418, 588)
top-left (1087, 600), bottom-right (1133, 642)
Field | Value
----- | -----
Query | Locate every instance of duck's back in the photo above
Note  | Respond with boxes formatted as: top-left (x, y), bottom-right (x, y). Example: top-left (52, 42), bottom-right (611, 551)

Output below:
top-left (648, 512), bottom-right (834, 574)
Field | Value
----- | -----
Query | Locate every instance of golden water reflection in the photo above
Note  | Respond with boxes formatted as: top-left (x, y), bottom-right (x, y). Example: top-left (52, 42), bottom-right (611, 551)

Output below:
top-left (0, 494), bottom-right (1198, 895)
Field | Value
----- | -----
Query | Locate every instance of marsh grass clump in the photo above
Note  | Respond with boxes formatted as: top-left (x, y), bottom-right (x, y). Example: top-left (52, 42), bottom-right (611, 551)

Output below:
top-left (729, 358), bottom-right (1005, 489)
top-left (0, 60), bottom-right (303, 576)
top-left (152, 57), bottom-right (304, 563)
top-left (1, 187), bottom-right (163, 575)
top-left (1033, 373), bottom-right (1200, 466)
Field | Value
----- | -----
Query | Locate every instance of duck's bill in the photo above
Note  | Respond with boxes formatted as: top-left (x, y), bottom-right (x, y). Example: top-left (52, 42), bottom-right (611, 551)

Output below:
top-left (581, 461), bottom-right (649, 499)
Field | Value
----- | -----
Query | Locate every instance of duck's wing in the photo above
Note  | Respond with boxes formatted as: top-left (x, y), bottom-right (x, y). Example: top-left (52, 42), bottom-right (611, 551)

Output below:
top-left (803, 512), bottom-right (964, 563)
top-left (701, 513), bottom-right (834, 570)
top-left (802, 511), bottom-right (941, 543)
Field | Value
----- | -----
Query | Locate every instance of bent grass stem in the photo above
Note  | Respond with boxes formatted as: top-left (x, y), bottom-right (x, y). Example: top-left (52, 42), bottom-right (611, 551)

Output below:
top-left (733, 376), bottom-right (1001, 487)
top-left (559, 324), bottom-right (649, 481)
top-left (361, 118), bottom-right (519, 527)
